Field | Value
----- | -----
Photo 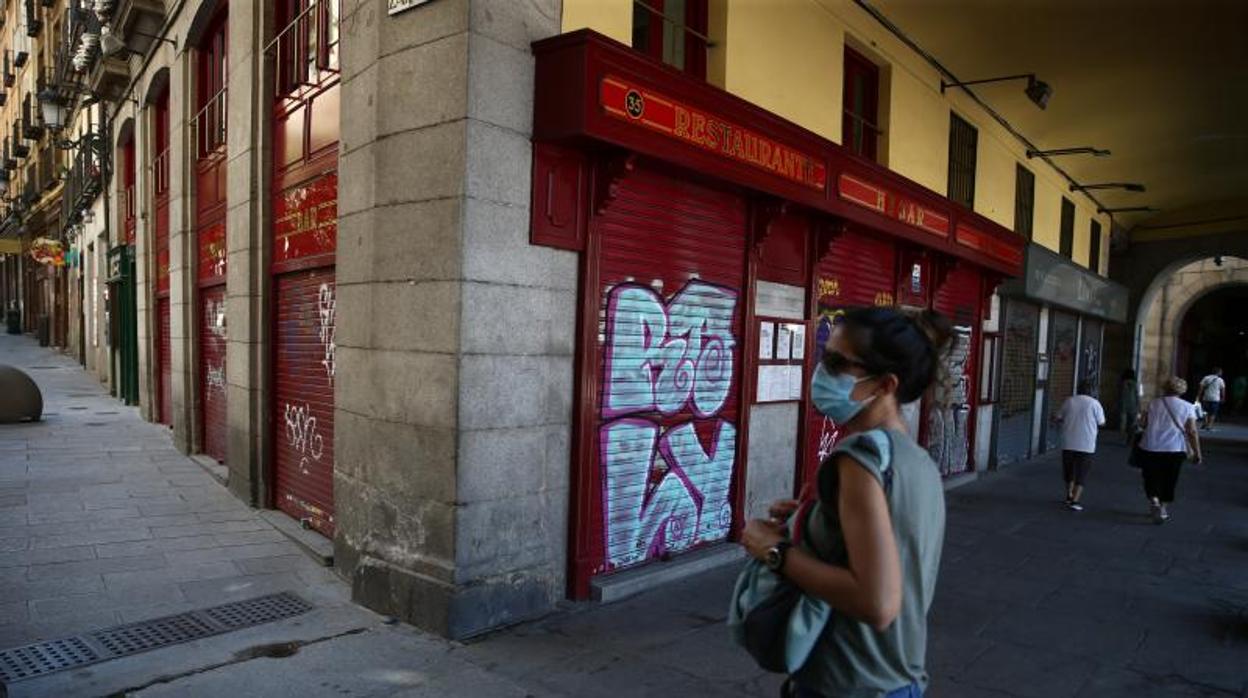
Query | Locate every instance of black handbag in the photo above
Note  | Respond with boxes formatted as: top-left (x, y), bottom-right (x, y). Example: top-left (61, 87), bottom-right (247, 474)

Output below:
top-left (740, 575), bottom-right (803, 673)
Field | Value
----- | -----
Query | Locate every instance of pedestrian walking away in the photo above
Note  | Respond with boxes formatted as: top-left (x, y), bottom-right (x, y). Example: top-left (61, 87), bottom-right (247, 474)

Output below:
top-left (1054, 380), bottom-right (1106, 511)
top-left (1198, 367), bottom-right (1226, 430)
top-left (1136, 376), bottom-right (1203, 524)
top-left (739, 307), bottom-right (950, 698)
top-left (1118, 368), bottom-right (1141, 444)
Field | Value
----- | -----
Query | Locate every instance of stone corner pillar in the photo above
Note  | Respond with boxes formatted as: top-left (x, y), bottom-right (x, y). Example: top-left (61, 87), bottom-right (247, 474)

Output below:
top-left (334, 0), bottom-right (572, 640)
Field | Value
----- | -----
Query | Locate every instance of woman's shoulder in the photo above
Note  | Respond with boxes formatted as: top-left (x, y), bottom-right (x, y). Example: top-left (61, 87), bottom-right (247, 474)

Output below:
top-left (829, 429), bottom-right (894, 470)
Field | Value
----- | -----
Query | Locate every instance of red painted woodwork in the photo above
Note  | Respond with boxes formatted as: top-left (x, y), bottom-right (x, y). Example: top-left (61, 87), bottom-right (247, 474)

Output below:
top-left (531, 142), bottom-right (589, 251)
top-left (756, 208), bottom-right (809, 287)
top-left (273, 268), bottom-right (336, 537)
top-left (199, 285), bottom-right (228, 462)
top-left (157, 297), bottom-right (172, 427)
top-left (196, 7), bottom-right (229, 463)
top-left (929, 263), bottom-right (983, 475)
top-left (570, 163), bottom-right (749, 598)
top-left (122, 136), bottom-right (136, 246)
top-left (799, 231), bottom-right (897, 488)
top-left (271, 1), bottom-right (339, 536)
top-left (272, 172), bottom-right (337, 273)
top-left (895, 248), bottom-right (932, 309)
top-left (530, 30), bottom-right (1024, 277)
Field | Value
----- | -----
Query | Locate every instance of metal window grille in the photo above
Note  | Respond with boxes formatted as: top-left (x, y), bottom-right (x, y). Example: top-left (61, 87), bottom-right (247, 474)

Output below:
top-left (1014, 164), bottom-right (1035, 239)
top-left (1089, 220), bottom-right (1102, 274)
top-left (947, 113), bottom-right (977, 208)
top-left (1059, 197), bottom-right (1075, 258)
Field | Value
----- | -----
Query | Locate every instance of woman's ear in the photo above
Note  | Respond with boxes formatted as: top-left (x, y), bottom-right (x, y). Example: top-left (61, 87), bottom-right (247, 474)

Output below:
top-left (876, 373), bottom-right (901, 397)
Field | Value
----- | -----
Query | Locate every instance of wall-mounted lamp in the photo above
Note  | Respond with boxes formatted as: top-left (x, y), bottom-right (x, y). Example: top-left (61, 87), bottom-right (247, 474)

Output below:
top-left (36, 88), bottom-right (68, 131)
top-left (1071, 182), bottom-right (1146, 193)
top-left (941, 73), bottom-right (1052, 110)
top-left (1097, 206), bottom-right (1158, 215)
top-left (1026, 147), bottom-right (1111, 159)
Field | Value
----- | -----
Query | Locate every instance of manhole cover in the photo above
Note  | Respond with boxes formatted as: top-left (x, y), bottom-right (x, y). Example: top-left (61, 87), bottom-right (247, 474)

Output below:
top-left (0, 592), bottom-right (313, 684)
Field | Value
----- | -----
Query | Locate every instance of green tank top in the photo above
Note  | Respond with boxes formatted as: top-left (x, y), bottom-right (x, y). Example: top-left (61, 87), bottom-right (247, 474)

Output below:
top-left (793, 428), bottom-right (947, 697)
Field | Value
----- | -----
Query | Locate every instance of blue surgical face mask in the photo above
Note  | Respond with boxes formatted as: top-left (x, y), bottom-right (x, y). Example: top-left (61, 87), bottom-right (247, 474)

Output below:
top-left (811, 362), bottom-right (876, 424)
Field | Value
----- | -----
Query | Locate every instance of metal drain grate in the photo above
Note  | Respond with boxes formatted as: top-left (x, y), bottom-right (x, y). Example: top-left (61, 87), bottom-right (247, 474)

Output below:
top-left (204, 592), bottom-right (313, 629)
top-left (91, 614), bottom-right (219, 657)
top-left (0, 592), bottom-right (313, 684)
top-left (67, 406), bottom-right (88, 411)
top-left (0, 638), bottom-right (99, 683)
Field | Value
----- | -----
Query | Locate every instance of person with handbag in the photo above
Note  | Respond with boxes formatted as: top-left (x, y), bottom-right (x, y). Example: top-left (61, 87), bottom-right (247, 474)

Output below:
top-left (740, 307), bottom-right (950, 698)
top-left (1135, 376), bottom-right (1203, 523)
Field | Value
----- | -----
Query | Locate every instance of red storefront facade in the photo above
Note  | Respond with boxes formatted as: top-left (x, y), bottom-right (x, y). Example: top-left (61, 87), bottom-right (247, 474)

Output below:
top-left (269, 0), bottom-right (341, 538)
top-left (152, 85), bottom-right (173, 429)
top-left (529, 31), bottom-right (1025, 599)
top-left (196, 5), bottom-right (229, 463)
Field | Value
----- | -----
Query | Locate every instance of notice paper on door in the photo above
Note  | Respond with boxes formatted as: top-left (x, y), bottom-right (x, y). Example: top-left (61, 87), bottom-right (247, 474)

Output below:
top-left (757, 365), bottom-right (804, 402)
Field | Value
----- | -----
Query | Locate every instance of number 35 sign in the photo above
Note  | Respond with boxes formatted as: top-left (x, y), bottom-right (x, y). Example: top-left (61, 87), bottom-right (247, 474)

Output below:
top-left (389, 0), bottom-right (434, 16)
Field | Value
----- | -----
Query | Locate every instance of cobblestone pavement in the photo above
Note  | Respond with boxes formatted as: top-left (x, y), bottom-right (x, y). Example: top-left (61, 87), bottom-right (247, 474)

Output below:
top-left (3, 334), bottom-right (1247, 697)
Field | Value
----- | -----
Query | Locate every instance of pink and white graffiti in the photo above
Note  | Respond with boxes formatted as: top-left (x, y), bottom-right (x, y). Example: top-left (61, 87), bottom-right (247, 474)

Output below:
top-left (599, 280), bottom-right (739, 570)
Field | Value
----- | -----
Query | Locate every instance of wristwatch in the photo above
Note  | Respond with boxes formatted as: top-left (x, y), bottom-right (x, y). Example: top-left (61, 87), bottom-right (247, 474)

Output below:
top-left (765, 540), bottom-right (792, 573)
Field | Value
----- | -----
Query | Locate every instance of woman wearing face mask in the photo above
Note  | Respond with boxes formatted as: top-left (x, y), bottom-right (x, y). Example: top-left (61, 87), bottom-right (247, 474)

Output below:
top-left (742, 307), bottom-right (951, 698)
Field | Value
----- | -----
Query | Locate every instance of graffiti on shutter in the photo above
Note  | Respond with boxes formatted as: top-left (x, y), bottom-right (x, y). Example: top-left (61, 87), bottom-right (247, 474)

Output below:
top-left (600, 279), bottom-right (739, 570)
top-left (926, 325), bottom-right (972, 475)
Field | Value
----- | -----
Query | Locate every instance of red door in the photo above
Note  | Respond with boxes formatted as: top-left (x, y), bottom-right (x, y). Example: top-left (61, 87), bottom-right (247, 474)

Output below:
top-left (157, 297), bottom-right (172, 427)
top-left (270, 0), bottom-right (339, 536)
top-left (196, 4), bottom-right (229, 463)
top-left (928, 263), bottom-right (982, 476)
top-left (153, 85), bottom-right (172, 427)
top-left (573, 165), bottom-right (748, 596)
top-left (800, 231), bottom-right (896, 488)
top-left (199, 283), bottom-right (228, 461)
top-left (273, 267), bottom-right (336, 535)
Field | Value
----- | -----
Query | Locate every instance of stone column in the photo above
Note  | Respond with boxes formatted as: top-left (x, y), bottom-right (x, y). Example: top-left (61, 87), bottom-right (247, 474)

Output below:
top-left (224, 0), bottom-right (272, 505)
top-left (334, 0), bottom-right (574, 639)
top-left (168, 50), bottom-right (195, 452)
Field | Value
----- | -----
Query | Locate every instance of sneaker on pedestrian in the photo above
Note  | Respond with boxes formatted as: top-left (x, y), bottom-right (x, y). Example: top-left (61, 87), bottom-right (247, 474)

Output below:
top-left (1149, 501), bottom-right (1162, 523)
top-left (1067, 501), bottom-right (1084, 512)
top-left (1159, 505), bottom-right (1171, 522)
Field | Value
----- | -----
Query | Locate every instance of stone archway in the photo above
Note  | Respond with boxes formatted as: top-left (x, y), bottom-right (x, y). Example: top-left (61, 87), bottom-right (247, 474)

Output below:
top-left (1136, 256), bottom-right (1248, 399)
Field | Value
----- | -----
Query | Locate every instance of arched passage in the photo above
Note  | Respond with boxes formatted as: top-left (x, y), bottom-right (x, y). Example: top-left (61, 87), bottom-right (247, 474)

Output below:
top-left (1135, 256), bottom-right (1248, 400)
top-left (1174, 285), bottom-right (1248, 413)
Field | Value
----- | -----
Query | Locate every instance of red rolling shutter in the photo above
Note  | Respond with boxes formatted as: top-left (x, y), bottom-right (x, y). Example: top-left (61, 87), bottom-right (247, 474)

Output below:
top-left (928, 264), bottom-right (982, 475)
top-left (273, 268), bottom-right (336, 536)
top-left (199, 284), bottom-right (228, 462)
top-left (800, 232), bottom-right (896, 487)
top-left (582, 165), bottom-right (748, 582)
top-left (157, 297), bottom-right (172, 427)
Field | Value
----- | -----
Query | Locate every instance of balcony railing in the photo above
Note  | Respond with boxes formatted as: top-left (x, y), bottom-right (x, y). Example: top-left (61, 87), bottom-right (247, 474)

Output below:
top-left (151, 147), bottom-right (170, 197)
top-left (193, 86), bottom-right (227, 158)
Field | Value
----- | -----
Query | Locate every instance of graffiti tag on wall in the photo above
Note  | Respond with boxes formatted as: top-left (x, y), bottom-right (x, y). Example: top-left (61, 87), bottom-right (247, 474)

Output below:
top-left (284, 402), bottom-right (325, 476)
top-left (926, 325), bottom-right (972, 476)
top-left (317, 283), bottom-right (336, 381)
top-left (599, 280), bottom-right (739, 570)
top-left (205, 296), bottom-right (227, 394)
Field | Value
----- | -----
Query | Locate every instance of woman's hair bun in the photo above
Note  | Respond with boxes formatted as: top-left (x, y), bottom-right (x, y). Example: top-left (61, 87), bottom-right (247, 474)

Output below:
top-left (909, 308), bottom-right (953, 356)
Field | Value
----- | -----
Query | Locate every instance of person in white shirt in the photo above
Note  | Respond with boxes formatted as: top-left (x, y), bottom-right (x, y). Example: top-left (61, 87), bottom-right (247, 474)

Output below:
top-left (1137, 376), bottom-right (1203, 523)
top-left (1198, 367), bottom-right (1226, 430)
top-left (1054, 380), bottom-right (1106, 511)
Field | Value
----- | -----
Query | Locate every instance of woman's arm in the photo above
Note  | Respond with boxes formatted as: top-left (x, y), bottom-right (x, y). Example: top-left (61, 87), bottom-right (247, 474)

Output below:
top-left (1185, 418), bottom-right (1203, 463)
top-left (782, 456), bottom-right (902, 630)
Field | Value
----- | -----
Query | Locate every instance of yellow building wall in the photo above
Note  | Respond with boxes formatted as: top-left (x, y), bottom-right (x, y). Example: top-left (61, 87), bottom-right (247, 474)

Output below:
top-left (719, 0), bottom-right (843, 143)
top-left (561, 0), bottom-right (632, 45)
top-left (559, 0), bottom-right (1111, 272)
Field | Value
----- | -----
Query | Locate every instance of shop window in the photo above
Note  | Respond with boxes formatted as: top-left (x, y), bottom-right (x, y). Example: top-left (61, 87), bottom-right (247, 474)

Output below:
top-left (275, 0), bottom-right (340, 97)
top-left (196, 8), bottom-right (228, 158)
top-left (947, 113), bottom-right (977, 209)
top-left (1089, 220), bottom-right (1102, 274)
top-left (842, 46), bottom-right (880, 161)
top-left (631, 0), bottom-right (708, 79)
top-left (1014, 164), bottom-right (1034, 239)
top-left (1059, 197), bottom-right (1075, 259)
